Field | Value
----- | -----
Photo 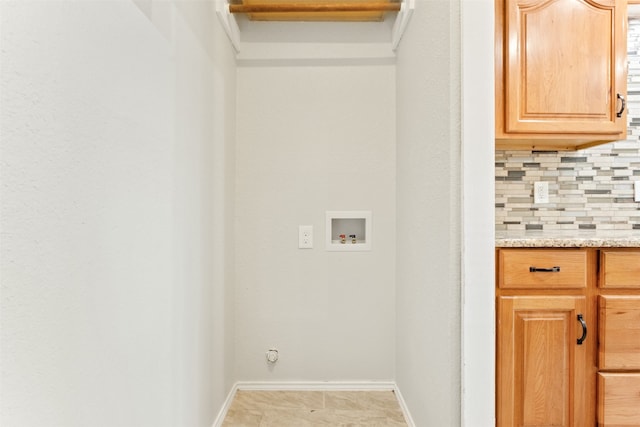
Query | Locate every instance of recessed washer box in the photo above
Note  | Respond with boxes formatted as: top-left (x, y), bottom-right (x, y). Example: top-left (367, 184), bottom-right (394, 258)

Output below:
top-left (325, 211), bottom-right (372, 251)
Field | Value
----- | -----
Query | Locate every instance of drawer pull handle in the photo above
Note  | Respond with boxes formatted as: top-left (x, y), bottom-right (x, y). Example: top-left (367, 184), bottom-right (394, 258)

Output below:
top-left (577, 314), bottom-right (587, 345)
top-left (529, 266), bottom-right (561, 273)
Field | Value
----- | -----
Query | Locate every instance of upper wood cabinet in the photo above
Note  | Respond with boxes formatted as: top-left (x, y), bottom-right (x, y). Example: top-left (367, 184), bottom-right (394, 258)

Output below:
top-left (495, 0), bottom-right (628, 150)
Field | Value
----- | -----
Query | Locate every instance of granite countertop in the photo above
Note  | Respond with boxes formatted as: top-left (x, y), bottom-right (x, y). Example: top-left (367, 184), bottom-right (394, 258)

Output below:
top-left (496, 230), bottom-right (640, 248)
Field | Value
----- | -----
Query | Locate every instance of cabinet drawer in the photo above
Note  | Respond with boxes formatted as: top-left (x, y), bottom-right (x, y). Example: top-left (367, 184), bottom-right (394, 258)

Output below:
top-left (599, 296), bottom-right (640, 370)
top-left (600, 250), bottom-right (640, 289)
top-left (597, 373), bottom-right (640, 427)
top-left (498, 249), bottom-right (588, 289)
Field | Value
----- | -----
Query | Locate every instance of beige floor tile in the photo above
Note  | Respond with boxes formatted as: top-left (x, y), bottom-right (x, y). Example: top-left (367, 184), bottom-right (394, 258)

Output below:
top-left (232, 390), bottom-right (325, 411)
top-left (356, 391), bottom-right (401, 409)
top-left (324, 391), bottom-right (367, 410)
top-left (221, 408), bottom-right (263, 427)
top-left (324, 390), bottom-right (400, 411)
top-left (307, 408), bottom-right (393, 424)
top-left (258, 408), bottom-right (316, 426)
top-left (222, 390), bottom-right (408, 427)
top-left (259, 408), bottom-right (397, 426)
top-left (324, 391), bottom-right (406, 423)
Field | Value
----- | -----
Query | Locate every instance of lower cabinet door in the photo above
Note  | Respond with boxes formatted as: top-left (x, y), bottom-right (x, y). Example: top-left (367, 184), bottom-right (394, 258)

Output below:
top-left (599, 296), bottom-right (640, 370)
top-left (597, 373), bottom-right (640, 427)
top-left (497, 296), bottom-right (592, 427)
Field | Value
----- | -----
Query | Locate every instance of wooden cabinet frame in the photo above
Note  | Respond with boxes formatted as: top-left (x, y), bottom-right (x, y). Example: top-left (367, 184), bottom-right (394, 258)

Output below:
top-left (497, 247), bottom-right (640, 427)
top-left (497, 296), bottom-right (591, 427)
top-left (495, 0), bottom-right (627, 150)
top-left (496, 248), bottom-right (598, 427)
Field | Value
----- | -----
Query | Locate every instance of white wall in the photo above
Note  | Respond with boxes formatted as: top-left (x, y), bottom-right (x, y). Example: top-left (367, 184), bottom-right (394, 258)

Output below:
top-left (461, 0), bottom-right (496, 425)
top-left (235, 63), bottom-right (396, 381)
top-left (0, 1), bottom-right (236, 426)
top-left (0, 1), bottom-right (496, 425)
top-left (234, 5), bottom-right (497, 425)
top-left (395, 1), bottom-right (463, 425)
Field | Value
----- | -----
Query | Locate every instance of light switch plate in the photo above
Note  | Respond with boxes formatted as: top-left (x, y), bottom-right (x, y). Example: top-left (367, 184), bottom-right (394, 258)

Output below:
top-left (635, 181), bottom-right (640, 202)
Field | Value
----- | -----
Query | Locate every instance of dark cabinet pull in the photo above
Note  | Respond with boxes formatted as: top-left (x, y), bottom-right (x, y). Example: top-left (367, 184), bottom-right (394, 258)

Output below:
top-left (529, 266), bottom-right (560, 273)
top-left (577, 314), bottom-right (587, 345)
top-left (617, 93), bottom-right (626, 118)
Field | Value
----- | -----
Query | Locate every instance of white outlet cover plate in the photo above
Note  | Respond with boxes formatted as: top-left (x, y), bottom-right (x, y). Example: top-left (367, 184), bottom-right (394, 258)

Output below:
top-left (534, 181), bottom-right (549, 204)
top-left (298, 225), bottom-right (313, 249)
top-left (635, 181), bottom-right (640, 202)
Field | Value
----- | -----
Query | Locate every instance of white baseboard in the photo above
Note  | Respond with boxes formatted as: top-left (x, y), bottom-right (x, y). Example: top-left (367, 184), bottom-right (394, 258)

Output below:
top-left (211, 381), bottom-right (414, 427)
top-left (235, 380), bottom-right (396, 391)
top-left (392, 384), bottom-right (416, 427)
top-left (211, 383), bottom-right (238, 427)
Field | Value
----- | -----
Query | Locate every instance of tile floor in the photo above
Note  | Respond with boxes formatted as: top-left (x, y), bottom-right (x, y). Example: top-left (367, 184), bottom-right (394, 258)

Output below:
top-left (221, 390), bottom-right (408, 426)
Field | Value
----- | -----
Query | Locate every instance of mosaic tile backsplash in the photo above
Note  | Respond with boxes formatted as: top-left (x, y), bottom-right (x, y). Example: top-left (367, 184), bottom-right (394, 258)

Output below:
top-left (495, 19), bottom-right (640, 232)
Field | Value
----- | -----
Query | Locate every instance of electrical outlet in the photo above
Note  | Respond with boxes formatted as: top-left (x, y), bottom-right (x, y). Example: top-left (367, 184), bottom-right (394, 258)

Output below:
top-left (635, 181), bottom-right (640, 202)
top-left (298, 225), bottom-right (313, 249)
top-left (534, 181), bottom-right (549, 204)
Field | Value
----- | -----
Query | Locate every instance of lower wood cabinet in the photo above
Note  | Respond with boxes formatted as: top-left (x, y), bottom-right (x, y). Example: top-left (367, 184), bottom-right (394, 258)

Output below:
top-left (599, 296), bottom-right (640, 370)
top-left (497, 295), bottom-right (591, 427)
top-left (497, 247), bottom-right (640, 427)
top-left (597, 373), bottom-right (640, 427)
top-left (597, 295), bottom-right (640, 427)
top-left (600, 250), bottom-right (640, 289)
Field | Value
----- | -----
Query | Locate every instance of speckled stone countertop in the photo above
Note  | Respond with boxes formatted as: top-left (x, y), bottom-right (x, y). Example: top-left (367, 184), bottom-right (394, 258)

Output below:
top-left (496, 230), bottom-right (640, 248)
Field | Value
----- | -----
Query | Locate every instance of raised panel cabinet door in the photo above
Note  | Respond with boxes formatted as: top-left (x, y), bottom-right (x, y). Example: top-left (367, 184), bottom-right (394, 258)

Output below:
top-left (497, 296), bottom-right (590, 427)
top-left (599, 296), bottom-right (640, 370)
top-left (597, 373), bottom-right (640, 427)
top-left (504, 0), bottom-right (626, 135)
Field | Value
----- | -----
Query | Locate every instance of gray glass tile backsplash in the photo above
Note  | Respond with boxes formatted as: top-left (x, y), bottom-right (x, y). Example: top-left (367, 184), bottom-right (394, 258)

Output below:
top-left (495, 19), bottom-right (640, 232)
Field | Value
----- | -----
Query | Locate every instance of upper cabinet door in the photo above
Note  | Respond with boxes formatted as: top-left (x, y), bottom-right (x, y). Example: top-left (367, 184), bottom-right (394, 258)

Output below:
top-left (496, 0), bottom-right (627, 149)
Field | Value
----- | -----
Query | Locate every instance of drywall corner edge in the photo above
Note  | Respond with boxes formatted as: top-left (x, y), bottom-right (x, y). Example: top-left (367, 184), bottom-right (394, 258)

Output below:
top-left (392, 0), bottom-right (415, 51)
top-left (215, 0), bottom-right (240, 53)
